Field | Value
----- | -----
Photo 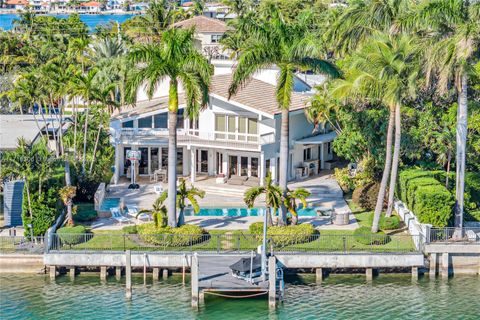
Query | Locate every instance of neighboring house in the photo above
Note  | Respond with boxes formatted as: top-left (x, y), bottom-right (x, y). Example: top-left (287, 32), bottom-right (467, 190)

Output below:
top-left (4, 0), bottom-right (29, 10)
top-left (0, 115), bottom-right (68, 152)
top-left (172, 15), bottom-right (231, 60)
top-left (110, 74), bottom-right (336, 186)
top-left (79, 1), bottom-right (102, 13)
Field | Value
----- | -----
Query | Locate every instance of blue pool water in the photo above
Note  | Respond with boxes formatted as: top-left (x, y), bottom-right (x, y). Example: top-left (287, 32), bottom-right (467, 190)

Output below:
top-left (185, 207), bottom-right (319, 217)
top-left (99, 198), bottom-right (121, 211)
top-left (0, 13), bottom-right (137, 31)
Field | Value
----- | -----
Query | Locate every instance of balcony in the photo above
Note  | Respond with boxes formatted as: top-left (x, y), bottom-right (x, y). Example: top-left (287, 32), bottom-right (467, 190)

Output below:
top-left (119, 128), bottom-right (275, 151)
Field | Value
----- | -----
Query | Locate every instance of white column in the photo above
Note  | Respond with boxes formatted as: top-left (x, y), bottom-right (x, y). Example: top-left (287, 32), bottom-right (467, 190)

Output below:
top-left (222, 151), bottom-right (228, 175)
top-left (320, 143), bottom-right (325, 169)
top-left (190, 147), bottom-right (196, 183)
top-left (114, 144), bottom-right (121, 185)
top-left (260, 151), bottom-right (265, 186)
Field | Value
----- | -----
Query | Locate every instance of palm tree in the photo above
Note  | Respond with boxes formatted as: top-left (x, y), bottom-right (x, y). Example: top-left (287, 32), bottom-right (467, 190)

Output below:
top-left (127, 27), bottom-right (212, 227)
top-left (228, 6), bottom-right (340, 226)
top-left (283, 188), bottom-right (311, 225)
top-left (332, 33), bottom-right (420, 231)
top-left (130, 0), bottom-right (178, 43)
top-left (150, 179), bottom-right (205, 227)
top-left (176, 179), bottom-right (205, 226)
top-left (70, 68), bottom-right (100, 173)
top-left (244, 173), bottom-right (283, 227)
top-left (416, 0), bottom-right (480, 229)
top-left (59, 186), bottom-right (77, 226)
top-left (138, 195), bottom-right (168, 227)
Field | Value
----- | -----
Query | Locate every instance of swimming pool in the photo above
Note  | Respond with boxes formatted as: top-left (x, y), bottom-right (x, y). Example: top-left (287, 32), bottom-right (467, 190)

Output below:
top-left (184, 206), bottom-right (319, 217)
top-left (99, 198), bottom-right (121, 212)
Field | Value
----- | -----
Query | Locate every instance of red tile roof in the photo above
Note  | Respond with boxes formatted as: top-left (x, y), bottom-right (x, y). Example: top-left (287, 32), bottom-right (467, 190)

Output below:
top-left (5, 0), bottom-right (29, 6)
top-left (173, 15), bottom-right (229, 33)
top-left (81, 1), bottom-right (101, 7)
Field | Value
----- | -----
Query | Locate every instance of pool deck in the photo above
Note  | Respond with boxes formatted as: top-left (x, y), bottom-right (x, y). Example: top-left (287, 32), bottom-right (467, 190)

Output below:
top-left (93, 172), bottom-right (357, 231)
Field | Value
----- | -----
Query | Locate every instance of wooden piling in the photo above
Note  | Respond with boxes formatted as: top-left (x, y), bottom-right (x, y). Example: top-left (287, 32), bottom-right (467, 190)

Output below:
top-left (115, 267), bottom-right (122, 280)
top-left (126, 250), bottom-right (132, 299)
top-left (441, 253), bottom-right (449, 278)
top-left (429, 253), bottom-right (437, 279)
top-left (412, 266), bottom-right (419, 281)
top-left (191, 253), bottom-right (199, 308)
top-left (153, 268), bottom-right (160, 280)
top-left (100, 266), bottom-right (107, 281)
top-left (316, 268), bottom-right (323, 283)
top-left (366, 268), bottom-right (373, 281)
top-left (162, 269), bottom-right (169, 279)
top-left (49, 266), bottom-right (56, 280)
top-left (268, 256), bottom-right (276, 309)
top-left (69, 267), bottom-right (76, 279)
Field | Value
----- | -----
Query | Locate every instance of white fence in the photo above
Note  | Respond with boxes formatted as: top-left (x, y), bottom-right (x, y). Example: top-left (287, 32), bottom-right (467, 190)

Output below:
top-left (394, 200), bottom-right (431, 250)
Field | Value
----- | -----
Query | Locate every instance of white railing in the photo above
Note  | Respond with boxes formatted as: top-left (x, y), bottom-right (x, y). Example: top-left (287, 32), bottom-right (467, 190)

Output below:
top-left (120, 127), bottom-right (276, 146)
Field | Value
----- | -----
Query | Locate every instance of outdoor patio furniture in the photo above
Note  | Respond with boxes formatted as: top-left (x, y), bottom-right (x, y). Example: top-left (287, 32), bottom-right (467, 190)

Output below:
top-left (227, 175), bottom-right (247, 186)
top-left (244, 176), bottom-right (260, 187)
top-left (127, 205), bottom-right (150, 222)
top-left (153, 184), bottom-right (164, 194)
top-left (110, 207), bottom-right (132, 225)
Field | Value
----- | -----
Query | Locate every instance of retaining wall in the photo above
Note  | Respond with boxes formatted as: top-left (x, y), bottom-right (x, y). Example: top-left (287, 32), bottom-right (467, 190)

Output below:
top-left (0, 254), bottom-right (45, 273)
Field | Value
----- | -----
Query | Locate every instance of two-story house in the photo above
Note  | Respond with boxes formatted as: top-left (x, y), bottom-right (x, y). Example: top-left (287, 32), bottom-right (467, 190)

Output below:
top-left (110, 73), bottom-right (336, 186)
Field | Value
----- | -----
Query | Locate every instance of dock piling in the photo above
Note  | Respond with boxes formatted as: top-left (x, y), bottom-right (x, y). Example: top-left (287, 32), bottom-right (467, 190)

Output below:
top-left (153, 268), bottom-right (160, 280)
top-left (100, 266), bottom-right (107, 281)
top-left (268, 256), bottom-right (276, 309)
top-left (49, 266), bottom-right (56, 280)
top-left (162, 269), bottom-right (169, 279)
top-left (429, 253), bottom-right (437, 278)
top-left (69, 267), bottom-right (76, 279)
top-left (412, 266), bottom-right (419, 281)
top-left (191, 253), bottom-right (199, 308)
top-left (441, 253), bottom-right (449, 278)
top-left (126, 250), bottom-right (132, 299)
top-left (316, 268), bottom-right (323, 283)
top-left (115, 267), bottom-right (122, 280)
top-left (366, 268), bottom-right (373, 281)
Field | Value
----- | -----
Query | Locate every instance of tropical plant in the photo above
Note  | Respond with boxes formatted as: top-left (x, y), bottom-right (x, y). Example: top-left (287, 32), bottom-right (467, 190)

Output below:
top-left (283, 187), bottom-right (310, 225)
top-left (138, 195), bottom-right (168, 228)
top-left (332, 33), bottom-right (421, 231)
top-left (127, 27), bottom-right (212, 227)
top-left (229, 5), bottom-right (339, 225)
top-left (59, 186), bottom-right (77, 226)
top-left (416, 0), bottom-right (480, 228)
top-left (244, 173), bottom-right (283, 226)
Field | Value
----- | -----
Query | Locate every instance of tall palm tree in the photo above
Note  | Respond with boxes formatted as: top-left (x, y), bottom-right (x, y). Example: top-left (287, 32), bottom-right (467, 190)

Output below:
top-left (59, 186), bottom-right (77, 226)
top-left (228, 6), bottom-right (340, 226)
top-left (70, 68), bottom-right (100, 173)
top-left (244, 173), bottom-right (283, 227)
top-left (416, 0), bottom-right (480, 229)
top-left (127, 28), bottom-right (212, 227)
top-left (332, 33), bottom-right (420, 231)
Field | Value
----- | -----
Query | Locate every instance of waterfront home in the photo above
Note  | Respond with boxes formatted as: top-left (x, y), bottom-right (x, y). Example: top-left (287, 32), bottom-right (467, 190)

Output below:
top-left (4, 0), bottom-right (29, 10)
top-left (79, 1), bottom-right (102, 13)
top-left (172, 15), bottom-right (231, 60)
top-left (109, 73), bottom-right (336, 186)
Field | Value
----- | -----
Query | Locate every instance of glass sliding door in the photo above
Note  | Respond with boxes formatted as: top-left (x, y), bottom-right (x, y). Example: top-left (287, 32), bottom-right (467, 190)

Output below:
top-left (139, 147), bottom-right (149, 175)
top-left (196, 149), bottom-right (208, 174)
top-left (251, 157), bottom-right (259, 177)
top-left (229, 156), bottom-right (238, 177)
top-left (150, 148), bottom-right (159, 173)
top-left (216, 152), bottom-right (223, 174)
top-left (240, 157), bottom-right (248, 176)
top-left (161, 147), bottom-right (168, 169)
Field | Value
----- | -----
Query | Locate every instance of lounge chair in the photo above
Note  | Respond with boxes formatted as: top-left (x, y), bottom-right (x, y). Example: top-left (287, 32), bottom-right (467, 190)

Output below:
top-left (227, 175), bottom-right (247, 185)
top-left (244, 176), bottom-right (260, 187)
top-left (127, 205), bottom-right (150, 222)
top-left (110, 207), bottom-right (131, 225)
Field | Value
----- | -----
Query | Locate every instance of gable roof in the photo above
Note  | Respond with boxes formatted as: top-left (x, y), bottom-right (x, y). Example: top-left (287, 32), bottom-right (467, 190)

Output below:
top-left (5, 0), bottom-right (29, 5)
top-left (210, 74), bottom-right (309, 116)
top-left (172, 15), bottom-right (228, 33)
top-left (112, 94), bottom-right (186, 120)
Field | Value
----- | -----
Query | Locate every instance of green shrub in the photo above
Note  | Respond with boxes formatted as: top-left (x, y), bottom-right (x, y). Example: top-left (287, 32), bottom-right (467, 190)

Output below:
top-left (249, 223), bottom-right (317, 247)
top-left (352, 183), bottom-right (381, 210)
top-left (73, 203), bottom-right (97, 222)
top-left (22, 188), bottom-right (60, 237)
top-left (57, 225), bottom-right (87, 245)
top-left (353, 227), bottom-right (390, 245)
top-left (137, 223), bottom-right (205, 246)
top-left (367, 213), bottom-right (401, 230)
top-left (334, 168), bottom-right (355, 193)
top-left (397, 169), bottom-right (454, 227)
top-left (465, 210), bottom-right (480, 222)
top-left (122, 225), bottom-right (137, 234)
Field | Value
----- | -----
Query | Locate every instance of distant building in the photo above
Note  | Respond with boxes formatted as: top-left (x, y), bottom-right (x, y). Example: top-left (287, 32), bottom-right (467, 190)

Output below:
top-left (172, 15), bottom-right (231, 60)
top-left (4, 0), bottom-right (29, 10)
top-left (79, 1), bottom-right (102, 13)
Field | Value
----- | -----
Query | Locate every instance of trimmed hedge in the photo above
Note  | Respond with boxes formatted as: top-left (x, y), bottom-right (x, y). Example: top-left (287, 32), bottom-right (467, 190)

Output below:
top-left (398, 169), bottom-right (454, 227)
top-left (249, 222), bottom-right (317, 247)
top-left (73, 203), bottom-right (97, 222)
top-left (367, 213), bottom-right (401, 230)
top-left (352, 183), bottom-right (381, 210)
top-left (57, 225), bottom-right (87, 245)
top-left (137, 223), bottom-right (205, 246)
top-left (353, 227), bottom-right (390, 245)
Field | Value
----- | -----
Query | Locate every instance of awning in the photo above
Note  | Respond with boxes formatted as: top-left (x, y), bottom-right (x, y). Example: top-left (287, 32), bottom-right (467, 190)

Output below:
top-left (294, 131), bottom-right (337, 145)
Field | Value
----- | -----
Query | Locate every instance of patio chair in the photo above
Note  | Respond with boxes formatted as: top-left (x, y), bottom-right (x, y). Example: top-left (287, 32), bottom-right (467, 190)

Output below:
top-left (127, 205), bottom-right (150, 222)
top-left (110, 207), bottom-right (132, 225)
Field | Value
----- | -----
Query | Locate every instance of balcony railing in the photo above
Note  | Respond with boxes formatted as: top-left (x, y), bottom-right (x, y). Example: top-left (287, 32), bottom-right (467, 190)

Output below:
top-left (120, 128), bottom-right (275, 147)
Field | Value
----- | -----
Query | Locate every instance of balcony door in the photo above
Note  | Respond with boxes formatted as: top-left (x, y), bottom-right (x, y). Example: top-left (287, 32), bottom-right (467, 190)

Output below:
top-left (229, 156), bottom-right (238, 177)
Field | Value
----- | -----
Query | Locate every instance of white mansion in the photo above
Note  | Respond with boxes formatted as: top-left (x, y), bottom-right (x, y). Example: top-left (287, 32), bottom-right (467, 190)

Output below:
top-left (109, 17), bottom-right (337, 187)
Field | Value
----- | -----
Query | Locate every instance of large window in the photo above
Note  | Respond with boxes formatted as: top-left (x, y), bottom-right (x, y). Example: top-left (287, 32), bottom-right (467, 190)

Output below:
top-left (215, 114), bottom-right (226, 139)
top-left (154, 113), bottom-right (168, 128)
top-left (211, 34), bottom-right (222, 43)
top-left (215, 114), bottom-right (258, 141)
top-left (138, 116), bottom-right (152, 128)
top-left (303, 147), bottom-right (312, 161)
top-left (176, 148), bottom-right (183, 174)
top-left (177, 109), bottom-right (184, 129)
top-left (251, 157), bottom-right (259, 177)
top-left (122, 120), bottom-right (133, 128)
top-left (248, 118), bottom-right (258, 142)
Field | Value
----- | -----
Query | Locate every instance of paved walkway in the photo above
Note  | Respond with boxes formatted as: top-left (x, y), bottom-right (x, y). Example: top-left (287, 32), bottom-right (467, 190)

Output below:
top-left (97, 172), bottom-right (357, 231)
